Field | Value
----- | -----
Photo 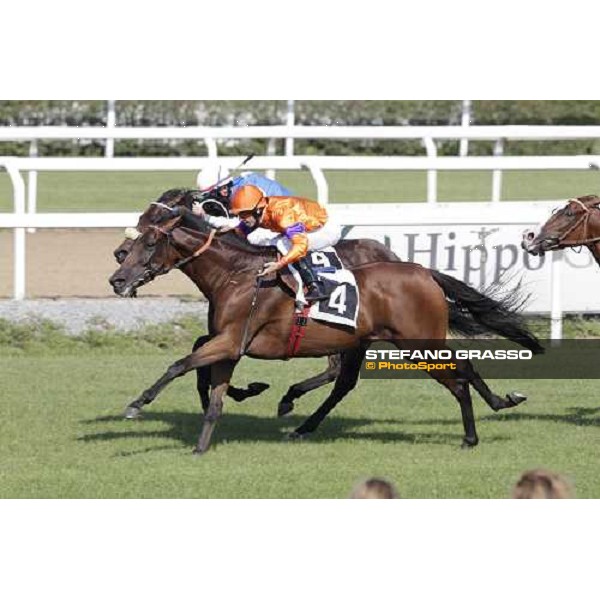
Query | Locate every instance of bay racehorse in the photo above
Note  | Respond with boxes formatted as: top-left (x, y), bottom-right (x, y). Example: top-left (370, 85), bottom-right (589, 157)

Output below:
top-left (109, 214), bottom-right (543, 455)
top-left (113, 189), bottom-right (401, 416)
top-left (521, 194), bottom-right (600, 264)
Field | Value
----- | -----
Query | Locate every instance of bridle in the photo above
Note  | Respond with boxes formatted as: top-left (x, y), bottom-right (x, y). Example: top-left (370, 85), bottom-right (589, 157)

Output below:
top-left (146, 223), bottom-right (216, 274)
top-left (550, 198), bottom-right (600, 248)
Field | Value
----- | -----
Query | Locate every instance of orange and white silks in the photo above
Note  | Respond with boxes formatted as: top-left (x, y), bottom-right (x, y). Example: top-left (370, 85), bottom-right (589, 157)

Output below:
top-left (259, 196), bottom-right (329, 266)
top-left (230, 185), bottom-right (338, 267)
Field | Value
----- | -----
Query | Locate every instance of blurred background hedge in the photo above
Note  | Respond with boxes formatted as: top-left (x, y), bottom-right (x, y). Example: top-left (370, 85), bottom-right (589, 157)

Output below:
top-left (1, 100), bottom-right (599, 157)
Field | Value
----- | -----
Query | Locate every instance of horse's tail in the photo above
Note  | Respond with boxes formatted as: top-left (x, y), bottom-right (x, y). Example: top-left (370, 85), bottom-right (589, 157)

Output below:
top-left (431, 270), bottom-right (544, 355)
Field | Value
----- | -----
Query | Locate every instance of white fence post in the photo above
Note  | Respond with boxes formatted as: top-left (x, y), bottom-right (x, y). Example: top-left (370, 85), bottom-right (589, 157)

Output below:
top-left (27, 139), bottom-right (38, 233)
top-left (550, 250), bottom-right (563, 341)
top-left (205, 138), bottom-right (217, 158)
top-left (266, 138), bottom-right (276, 180)
top-left (285, 100), bottom-right (295, 156)
top-left (105, 100), bottom-right (116, 158)
top-left (491, 138), bottom-right (504, 202)
top-left (459, 100), bottom-right (471, 157)
top-left (423, 137), bottom-right (438, 204)
top-left (302, 160), bottom-right (328, 204)
top-left (1, 160), bottom-right (27, 299)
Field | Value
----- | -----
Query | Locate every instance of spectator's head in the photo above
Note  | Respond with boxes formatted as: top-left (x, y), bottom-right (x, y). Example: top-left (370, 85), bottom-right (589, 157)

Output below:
top-left (512, 469), bottom-right (573, 499)
top-left (350, 477), bottom-right (399, 499)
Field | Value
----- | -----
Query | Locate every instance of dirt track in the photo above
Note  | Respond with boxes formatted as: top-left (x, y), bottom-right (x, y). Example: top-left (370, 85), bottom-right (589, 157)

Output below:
top-left (0, 230), bottom-right (202, 299)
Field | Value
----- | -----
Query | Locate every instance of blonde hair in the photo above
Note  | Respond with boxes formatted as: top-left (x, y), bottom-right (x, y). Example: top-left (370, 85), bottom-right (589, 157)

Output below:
top-left (350, 477), bottom-right (399, 499)
top-left (512, 469), bottom-right (574, 499)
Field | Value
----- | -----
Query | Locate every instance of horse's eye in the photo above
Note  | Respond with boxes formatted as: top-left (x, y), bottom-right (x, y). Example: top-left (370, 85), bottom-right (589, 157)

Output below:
top-left (115, 250), bottom-right (127, 264)
top-left (145, 240), bottom-right (156, 248)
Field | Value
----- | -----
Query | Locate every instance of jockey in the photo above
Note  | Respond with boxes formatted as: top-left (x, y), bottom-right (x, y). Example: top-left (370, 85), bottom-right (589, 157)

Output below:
top-left (229, 184), bottom-right (342, 303)
top-left (193, 162), bottom-right (293, 236)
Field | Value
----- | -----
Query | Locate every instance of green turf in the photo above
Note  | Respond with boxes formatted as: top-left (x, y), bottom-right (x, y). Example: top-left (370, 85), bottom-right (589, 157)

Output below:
top-left (1, 318), bottom-right (599, 499)
top-left (1, 170), bottom-right (600, 212)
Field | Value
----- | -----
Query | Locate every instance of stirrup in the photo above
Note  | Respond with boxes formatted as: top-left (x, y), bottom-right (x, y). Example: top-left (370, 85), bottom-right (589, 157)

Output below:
top-left (304, 283), bottom-right (329, 303)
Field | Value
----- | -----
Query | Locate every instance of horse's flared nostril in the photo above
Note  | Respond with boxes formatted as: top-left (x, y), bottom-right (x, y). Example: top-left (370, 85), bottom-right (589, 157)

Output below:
top-left (109, 277), bottom-right (125, 291)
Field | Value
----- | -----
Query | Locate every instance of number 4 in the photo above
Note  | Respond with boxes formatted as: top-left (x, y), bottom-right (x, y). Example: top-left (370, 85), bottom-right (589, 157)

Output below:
top-left (328, 285), bottom-right (347, 314)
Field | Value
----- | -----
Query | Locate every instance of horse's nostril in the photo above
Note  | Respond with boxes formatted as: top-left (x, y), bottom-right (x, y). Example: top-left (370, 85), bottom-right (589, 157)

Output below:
top-left (527, 232), bottom-right (535, 241)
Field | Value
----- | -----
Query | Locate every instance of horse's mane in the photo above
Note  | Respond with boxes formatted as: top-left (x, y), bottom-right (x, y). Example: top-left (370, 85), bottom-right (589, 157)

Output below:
top-left (178, 220), bottom-right (278, 259)
top-left (165, 190), bottom-right (278, 259)
top-left (219, 231), bottom-right (278, 259)
top-left (157, 188), bottom-right (192, 204)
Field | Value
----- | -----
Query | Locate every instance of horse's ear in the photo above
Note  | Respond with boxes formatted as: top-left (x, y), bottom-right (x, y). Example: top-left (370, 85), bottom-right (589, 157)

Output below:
top-left (124, 227), bottom-right (141, 240)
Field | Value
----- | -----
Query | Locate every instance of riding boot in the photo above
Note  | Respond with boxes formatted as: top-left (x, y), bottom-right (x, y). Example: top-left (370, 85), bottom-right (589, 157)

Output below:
top-left (295, 258), bottom-right (329, 303)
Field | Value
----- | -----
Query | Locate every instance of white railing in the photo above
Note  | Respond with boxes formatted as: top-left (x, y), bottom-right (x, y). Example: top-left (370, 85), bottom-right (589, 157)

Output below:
top-left (3, 124), bottom-right (600, 140)
top-left (3, 123), bottom-right (600, 204)
top-left (3, 154), bottom-right (600, 216)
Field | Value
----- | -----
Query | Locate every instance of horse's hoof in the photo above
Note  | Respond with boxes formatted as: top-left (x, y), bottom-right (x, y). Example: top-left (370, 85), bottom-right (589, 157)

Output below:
top-left (192, 447), bottom-right (207, 457)
top-left (247, 382), bottom-right (270, 396)
top-left (460, 438), bottom-right (478, 450)
top-left (507, 391), bottom-right (527, 407)
top-left (285, 430), bottom-right (307, 442)
top-left (277, 401), bottom-right (295, 417)
top-left (124, 406), bottom-right (143, 420)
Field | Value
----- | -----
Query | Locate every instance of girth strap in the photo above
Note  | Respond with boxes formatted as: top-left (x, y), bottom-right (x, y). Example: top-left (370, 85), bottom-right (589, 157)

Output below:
top-left (286, 305), bottom-right (311, 358)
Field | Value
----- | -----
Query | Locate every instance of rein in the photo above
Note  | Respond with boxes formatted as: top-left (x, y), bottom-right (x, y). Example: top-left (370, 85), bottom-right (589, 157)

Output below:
top-left (239, 271), bottom-right (264, 357)
top-left (174, 229), bottom-right (216, 269)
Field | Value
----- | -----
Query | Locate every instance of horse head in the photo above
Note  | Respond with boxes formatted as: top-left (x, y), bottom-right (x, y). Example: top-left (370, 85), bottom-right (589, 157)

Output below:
top-left (521, 195), bottom-right (600, 256)
top-left (112, 188), bottom-right (226, 265)
top-left (109, 213), bottom-right (215, 297)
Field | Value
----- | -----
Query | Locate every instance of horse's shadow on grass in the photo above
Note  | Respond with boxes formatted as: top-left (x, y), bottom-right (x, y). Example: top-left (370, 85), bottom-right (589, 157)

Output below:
top-left (395, 406), bottom-right (600, 437)
top-left (79, 410), bottom-right (509, 452)
top-left (479, 406), bottom-right (600, 428)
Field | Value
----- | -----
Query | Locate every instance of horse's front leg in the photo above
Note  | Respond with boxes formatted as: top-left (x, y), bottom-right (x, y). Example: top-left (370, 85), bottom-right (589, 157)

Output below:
top-left (191, 334), bottom-right (269, 413)
top-left (124, 335), bottom-right (237, 419)
top-left (194, 360), bottom-right (237, 455)
top-left (192, 334), bottom-right (213, 413)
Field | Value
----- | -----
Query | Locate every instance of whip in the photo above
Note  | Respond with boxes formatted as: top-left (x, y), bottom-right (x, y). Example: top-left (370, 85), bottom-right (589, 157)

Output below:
top-left (200, 154), bottom-right (255, 194)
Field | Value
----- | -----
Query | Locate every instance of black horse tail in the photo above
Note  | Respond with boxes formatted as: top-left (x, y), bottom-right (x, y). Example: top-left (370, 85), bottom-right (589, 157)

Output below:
top-left (431, 270), bottom-right (544, 355)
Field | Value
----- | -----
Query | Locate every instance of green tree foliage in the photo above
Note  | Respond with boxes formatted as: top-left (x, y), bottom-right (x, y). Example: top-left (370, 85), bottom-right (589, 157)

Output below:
top-left (1, 100), bottom-right (598, 156)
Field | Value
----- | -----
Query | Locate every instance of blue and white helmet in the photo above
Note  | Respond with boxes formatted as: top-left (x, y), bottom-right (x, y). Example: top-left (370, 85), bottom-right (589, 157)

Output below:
top-left (196, 161), bottom-right (230, 191)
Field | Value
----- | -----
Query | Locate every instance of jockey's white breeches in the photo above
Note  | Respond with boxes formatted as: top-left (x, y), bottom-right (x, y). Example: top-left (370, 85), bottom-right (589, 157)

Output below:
top-left (248, 220), bottom-right (342, 253)
top-left (306, 219), bottom-right (342, 251)
top-left (246, 227), bottom-right (280, 246)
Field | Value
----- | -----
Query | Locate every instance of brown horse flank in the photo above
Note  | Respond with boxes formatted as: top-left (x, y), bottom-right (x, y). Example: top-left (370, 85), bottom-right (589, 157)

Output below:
top-left (109, 213), bottom-right (543, 455)
top-left (113, 189), bottom-right (401, 416)
top-left (522, 194), bottom-right (600, 266)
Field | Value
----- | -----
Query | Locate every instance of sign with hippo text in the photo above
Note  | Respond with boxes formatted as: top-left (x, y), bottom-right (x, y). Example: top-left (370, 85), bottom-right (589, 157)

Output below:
top-left (333, 201), bottom-right (598, 314)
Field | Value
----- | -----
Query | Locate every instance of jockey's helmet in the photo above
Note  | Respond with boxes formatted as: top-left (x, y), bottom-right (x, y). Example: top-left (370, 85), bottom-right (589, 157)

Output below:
top-left (230, 185), bottom-right (267, 215)
top-left (196, 162), bottom-right (230, 191)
